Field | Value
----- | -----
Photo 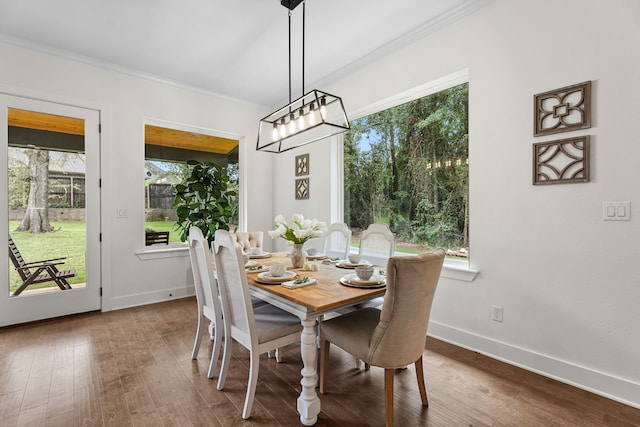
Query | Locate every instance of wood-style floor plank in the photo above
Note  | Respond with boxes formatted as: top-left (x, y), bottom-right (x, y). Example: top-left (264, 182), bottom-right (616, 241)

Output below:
top-left (0, 297), bottom-right (638, 426)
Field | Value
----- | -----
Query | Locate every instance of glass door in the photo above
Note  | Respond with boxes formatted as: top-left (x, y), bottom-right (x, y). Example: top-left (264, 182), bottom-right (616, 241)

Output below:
top-left (0, 94), bottom-right (101, 326)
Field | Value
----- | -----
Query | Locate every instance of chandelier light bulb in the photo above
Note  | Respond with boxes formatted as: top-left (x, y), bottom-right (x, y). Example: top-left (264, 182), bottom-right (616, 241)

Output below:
top-left (309, 102), bottom-right (317, 125)
top-left (297, 108), bottom-right (306, 130)
top-left (272, 123), bottom-right (279, 141)
top-left (320, 97), bottom-right (327, 119)
top-left (288, 113), bottom-right (296, 133)
top-left (279, 117), bottom-right (287, 138)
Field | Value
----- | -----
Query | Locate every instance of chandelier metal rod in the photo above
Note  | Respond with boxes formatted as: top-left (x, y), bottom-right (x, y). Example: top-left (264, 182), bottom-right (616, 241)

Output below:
top-left (302, 0), bottom-right (305, 96)
top-left (288, 9), bottom-right (292, 108)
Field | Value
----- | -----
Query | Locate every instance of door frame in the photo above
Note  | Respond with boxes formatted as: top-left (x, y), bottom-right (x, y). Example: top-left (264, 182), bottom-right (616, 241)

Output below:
top-left (0, 87), bottom-right (112, 325)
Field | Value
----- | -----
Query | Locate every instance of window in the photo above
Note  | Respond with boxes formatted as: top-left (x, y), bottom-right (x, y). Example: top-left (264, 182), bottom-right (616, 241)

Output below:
top-left (144, 123), bottom-right (239, 245)
top-left (344, 81), bottom-right (469, 262)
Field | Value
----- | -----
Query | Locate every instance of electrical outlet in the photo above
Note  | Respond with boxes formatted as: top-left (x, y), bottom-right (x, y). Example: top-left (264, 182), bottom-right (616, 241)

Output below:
top-left (492, 305), bottom-right (503, 322)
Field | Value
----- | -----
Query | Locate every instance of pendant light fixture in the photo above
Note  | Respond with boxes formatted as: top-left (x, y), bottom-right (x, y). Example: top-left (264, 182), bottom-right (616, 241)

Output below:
top-left (256, 0), bottom-right (350, 153)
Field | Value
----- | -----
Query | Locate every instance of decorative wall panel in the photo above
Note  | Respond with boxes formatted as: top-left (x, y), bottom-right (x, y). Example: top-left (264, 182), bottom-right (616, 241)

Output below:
top-left (295, 153), bottom-right (309, 176)
top-left (533, 136), bottom-right (590, 185)
top-left (534, 81), bottom-right (591, 136)
top-left (295, 178), bottom-right (309, 199)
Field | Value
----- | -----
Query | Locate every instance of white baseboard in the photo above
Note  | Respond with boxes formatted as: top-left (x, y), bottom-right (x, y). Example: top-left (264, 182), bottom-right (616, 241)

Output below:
top-left (109, 285), bottom-right (195, 311)
top-left (428, 321), bottom-right (640, 410)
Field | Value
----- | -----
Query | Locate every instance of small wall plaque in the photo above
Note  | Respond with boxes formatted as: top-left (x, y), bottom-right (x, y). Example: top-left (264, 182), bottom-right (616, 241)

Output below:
top-left (533, 136), bottom-right (590, 185)
top-left (295, 153), bottom-right (309, 176)
top-left (295, 178), bottom-right (309, 199)
top-left (534, 81), bottom-right (591, 136)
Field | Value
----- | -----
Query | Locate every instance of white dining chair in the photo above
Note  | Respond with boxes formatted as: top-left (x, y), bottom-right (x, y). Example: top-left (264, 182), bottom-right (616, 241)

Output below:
top-left (319, 222), bottom-right (352, 259)
top-left (213, 229), bottom-right (303, 419)
top-left (188, 226), bottom-right (224, 379)
top-left (358, 223), bottom-right (396, 266)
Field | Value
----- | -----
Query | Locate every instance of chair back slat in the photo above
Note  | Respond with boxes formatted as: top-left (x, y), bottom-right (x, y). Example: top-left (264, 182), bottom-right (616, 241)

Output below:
top-left (358, 223), bottom-right (396, 266)
top-left (322, 222), bottom-right (352, 260)
top-left (8, 236), bottom-right (30, 280)
top-left (213, 229), bottom-right (256, 344)
top-left (188, 227), bottom-right (220, 321)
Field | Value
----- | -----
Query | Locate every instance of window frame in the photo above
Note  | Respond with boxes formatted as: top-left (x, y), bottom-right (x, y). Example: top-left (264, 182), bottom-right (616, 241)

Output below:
top-left (137, 118), bottom-right (245, 260)
top-left (340, 69), bottom-right (478, 281)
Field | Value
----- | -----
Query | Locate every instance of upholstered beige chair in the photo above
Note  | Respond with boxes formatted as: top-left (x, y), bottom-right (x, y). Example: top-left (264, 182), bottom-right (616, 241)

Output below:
top-left (231, 231), bottom-right (264, 253)
top-left (319, 251), bottom-right (445, 427)
top-left (213, 229), bottom-right (302, 419)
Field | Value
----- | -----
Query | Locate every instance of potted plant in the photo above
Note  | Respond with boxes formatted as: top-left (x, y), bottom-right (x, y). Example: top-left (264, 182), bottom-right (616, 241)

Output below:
top-left (269, 213), bottom-right (327, 268)
top-left (174, 160), bottom-right (237, 246)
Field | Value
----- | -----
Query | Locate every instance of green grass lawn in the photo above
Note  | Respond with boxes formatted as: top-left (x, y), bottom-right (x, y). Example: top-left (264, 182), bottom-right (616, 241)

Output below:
top-left (8, 220), bottom-right (182, 294)
top-left (9, 221), bottom-right (86, 293)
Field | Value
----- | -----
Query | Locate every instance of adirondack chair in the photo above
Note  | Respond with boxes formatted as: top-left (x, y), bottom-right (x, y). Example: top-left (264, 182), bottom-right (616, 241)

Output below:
top-left (9, 236), bottom-right (75, 296)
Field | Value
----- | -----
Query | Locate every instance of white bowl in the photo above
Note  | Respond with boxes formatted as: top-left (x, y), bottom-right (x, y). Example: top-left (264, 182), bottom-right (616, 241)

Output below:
top-left (355, 265), bottom-right (374, 280)
top-left (348, 254), bottom-right (361, 264)
top-left (269, 264), bottom-right (287, 277)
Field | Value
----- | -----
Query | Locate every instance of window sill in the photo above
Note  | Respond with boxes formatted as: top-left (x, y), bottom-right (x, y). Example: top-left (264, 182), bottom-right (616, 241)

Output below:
top-left (441, 259), bottom-right (478, 282)
top-left (135, 243), bottom-right (188, 260)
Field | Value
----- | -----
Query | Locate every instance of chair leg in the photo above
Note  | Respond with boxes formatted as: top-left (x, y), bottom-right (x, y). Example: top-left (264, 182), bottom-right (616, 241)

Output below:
top-left (414, 356), bottom-right (429, 407)
top-left (216, 330), bottom-right (233, 390)
top-left (319, 338), bottom-right (330, 394)
top-left (191, 314), bottom-right (205, 360)
top-left (207, 320), bottom-right (223, 379)
top-left (384, 368), bottom-right (395, 427)
top-left (242, 349), bottom-right (260, 419)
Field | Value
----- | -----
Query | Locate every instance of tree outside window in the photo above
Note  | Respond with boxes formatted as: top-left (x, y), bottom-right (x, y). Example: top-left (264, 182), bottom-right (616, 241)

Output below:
top-left (344, 83), bottom-right (468, 258)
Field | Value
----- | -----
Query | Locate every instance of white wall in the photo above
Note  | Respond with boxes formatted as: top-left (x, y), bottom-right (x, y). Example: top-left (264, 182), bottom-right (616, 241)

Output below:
top-left (0, 40), bottom-right (274, 310)
top-left (1, 0), bottom-right (638, 409)
top-left (273, 0), bottom-right (640, 408)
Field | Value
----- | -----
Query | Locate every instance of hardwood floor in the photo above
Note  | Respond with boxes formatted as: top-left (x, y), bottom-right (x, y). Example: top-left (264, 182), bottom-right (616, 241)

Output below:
top-left (0, 298), bottom-right (638, 426)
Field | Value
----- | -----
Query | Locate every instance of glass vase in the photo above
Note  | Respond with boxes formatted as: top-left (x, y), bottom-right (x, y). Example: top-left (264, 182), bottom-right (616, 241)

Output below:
top-left (291, 243), bottom-right (306, 269)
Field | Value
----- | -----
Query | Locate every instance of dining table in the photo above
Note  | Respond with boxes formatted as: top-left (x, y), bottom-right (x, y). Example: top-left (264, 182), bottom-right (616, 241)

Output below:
top-left (245, 252), bottom-right (386, 426)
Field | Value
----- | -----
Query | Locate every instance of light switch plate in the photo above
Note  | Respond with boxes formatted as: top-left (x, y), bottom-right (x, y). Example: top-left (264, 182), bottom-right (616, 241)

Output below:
top-left (602, 202), bottom-right (630, 221)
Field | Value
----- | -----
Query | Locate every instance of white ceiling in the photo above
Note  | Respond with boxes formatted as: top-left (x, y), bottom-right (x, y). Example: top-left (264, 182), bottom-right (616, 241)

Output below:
top-left (0, 0), bottom-right (490, 108)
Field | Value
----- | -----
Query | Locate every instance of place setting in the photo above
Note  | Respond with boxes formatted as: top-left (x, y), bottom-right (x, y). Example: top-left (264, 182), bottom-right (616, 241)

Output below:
top-left (255, 264), bottom-right (297, 285)
top-left (339, 265), bottom-right (386, 289)
top-left (248, 246), bottom-right (272, 259)
top-left (335, 254), bottom-right (373, 269)
top-left (305, 248), bottom-right (327, 261)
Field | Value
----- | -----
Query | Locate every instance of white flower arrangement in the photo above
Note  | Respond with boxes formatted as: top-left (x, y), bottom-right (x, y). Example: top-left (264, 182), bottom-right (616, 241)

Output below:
top-left (268, 213), bottom-right (327, 244)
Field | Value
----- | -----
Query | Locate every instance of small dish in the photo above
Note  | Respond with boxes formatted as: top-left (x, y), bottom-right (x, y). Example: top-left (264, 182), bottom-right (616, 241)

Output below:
top-left (245, 260), bottom-right (259, 268)
top-left (336, 260), bottom-right (373, 269)
top-left (306, 253), bottom-right (327, 260)
top-left (256, 270), bottom-right (296, 284)
top-left (339, 273), bottom-right (386, 288)
top-left (249, 251), bottom-right (272, 259)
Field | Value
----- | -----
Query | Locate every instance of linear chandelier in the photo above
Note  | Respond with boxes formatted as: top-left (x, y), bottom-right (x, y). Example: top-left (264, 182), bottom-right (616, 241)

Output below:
top-left (256, 0), bottom-right (349, 153)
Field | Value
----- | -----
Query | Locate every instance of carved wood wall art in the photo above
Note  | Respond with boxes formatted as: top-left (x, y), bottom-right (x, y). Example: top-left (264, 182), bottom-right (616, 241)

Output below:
top-left (295, 178), bottom-right (309, 199)
top-left (533, 136), bottom-right (590, 185)
top-left (534, 81), bottom-right (591, 136)
top-left (295, 153), bottom-right (309, 176)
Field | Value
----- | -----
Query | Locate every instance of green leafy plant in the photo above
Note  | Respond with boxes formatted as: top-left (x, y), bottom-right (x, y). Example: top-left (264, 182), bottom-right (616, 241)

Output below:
top-left (173, 160), bottom-right (237, 245)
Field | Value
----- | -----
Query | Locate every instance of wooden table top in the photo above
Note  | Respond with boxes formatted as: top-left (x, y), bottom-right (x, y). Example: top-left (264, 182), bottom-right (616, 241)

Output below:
top-left (246, 252), bottom-right (385, 314)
